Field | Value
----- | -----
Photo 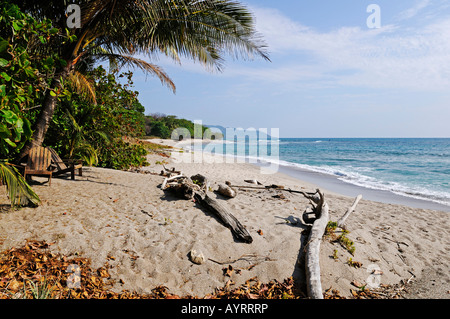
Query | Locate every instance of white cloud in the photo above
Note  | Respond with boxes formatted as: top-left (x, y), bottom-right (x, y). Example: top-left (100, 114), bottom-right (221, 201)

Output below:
top-left (231, 5), bottom-right (450, 91)
top-left (396, 0), bottom-right (431, 20)
top-left (135, 4), bottom-right (450, 93)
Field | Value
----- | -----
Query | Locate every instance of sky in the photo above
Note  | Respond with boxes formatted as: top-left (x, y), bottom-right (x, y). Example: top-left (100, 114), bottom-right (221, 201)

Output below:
top-left (130, 0), bottom-right (450, 138)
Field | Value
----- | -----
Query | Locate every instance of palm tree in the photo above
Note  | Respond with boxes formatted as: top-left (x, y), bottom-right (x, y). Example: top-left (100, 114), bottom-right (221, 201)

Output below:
top-left (14, 0), bottom-right (269, 159)
top-left (0, 161), bottom-right (40, 208)
top-left (62, 102), bottom-right (110, 166)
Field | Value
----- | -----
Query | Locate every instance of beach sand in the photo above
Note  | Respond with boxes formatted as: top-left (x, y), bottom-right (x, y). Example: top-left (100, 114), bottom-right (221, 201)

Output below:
top-left (0, 139), bottom-right (448, 298)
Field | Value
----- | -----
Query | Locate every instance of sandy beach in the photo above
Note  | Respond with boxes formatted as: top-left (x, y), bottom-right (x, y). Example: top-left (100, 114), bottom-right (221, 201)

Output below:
top-left (0, 139), bottom-right (448, 299)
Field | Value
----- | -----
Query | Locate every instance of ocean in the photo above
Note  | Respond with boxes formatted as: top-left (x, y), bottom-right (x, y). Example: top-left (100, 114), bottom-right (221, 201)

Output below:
top-left (187, 137), bottom-right (450, 211)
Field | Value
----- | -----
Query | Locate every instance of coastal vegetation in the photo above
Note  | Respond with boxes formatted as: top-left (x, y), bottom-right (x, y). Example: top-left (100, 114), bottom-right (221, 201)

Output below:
top-left (325, 221), bottom-right (356, 256)
top-left (144, 113), bottom-right (211, 139)
top-left (0, 0), bottom-right (268, 205)
top-left (5, 0), bottom-right (268, 160)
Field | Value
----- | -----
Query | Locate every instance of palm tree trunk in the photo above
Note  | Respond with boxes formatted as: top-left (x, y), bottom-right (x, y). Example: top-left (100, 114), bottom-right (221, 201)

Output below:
top-left (18, 62), bottom-right (72, 159)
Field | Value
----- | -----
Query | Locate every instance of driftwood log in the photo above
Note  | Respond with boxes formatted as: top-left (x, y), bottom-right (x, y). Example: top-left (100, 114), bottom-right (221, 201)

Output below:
top-left (194, 192), bottom-right (253, 243)
top-left (161, 164), bottom-right (181, 177)
top-left (163, 175), bottom-right (332, 295)
top-left (337, 194), bottom-right (362, 228)
top-left (162, 174), bottom-right (252, 244)
top-left (191, 174), bottom-right (210, 193)
top-left (301, 190), bottom-right (329, 299)
top-left (161, 174), bottom-right (185, 190)
top-left (222, 181), bottom-right (332, 297)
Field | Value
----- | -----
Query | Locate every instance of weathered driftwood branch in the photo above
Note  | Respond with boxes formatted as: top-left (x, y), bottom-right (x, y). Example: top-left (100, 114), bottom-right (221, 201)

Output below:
top-left (162, 164), bottom-right (181, 175)
top-left (161, 174), bottom-right (185, 190)
top-left (191, 174), bottom-right (210, 193)
top-left (337, 194), bottom-right (362, 228)
top-left (301, 190), bottom-right (329, 299)
top-left (222, 184), bottom-right (330, 297)
top-left (162, 173), bottom-right (252, 244)
top-left (231, 185), bottom-right (266, 190)
top-left (244, 179), bottom-right (263, 185)
top-left (194, 192), bottom-right (253, 244)
top-left (230, 184), bottom-right (317, 197)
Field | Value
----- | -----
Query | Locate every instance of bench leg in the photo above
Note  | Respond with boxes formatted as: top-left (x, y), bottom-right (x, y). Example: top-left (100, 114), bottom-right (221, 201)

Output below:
top-left (24, 173), bottom-right (32, 183)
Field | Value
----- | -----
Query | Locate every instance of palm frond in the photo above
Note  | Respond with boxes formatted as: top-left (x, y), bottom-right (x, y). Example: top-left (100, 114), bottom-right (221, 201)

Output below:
top-left (91, 130), bottom-right (110, 144)
top-left (136, 0), bottom-right (270, 70)
top-left (0, 162), bottom-right (40, 208)
top-left (14, 0), bottom-right (270, 88)
top-left (80, 0), bottom-right (269, 72)
top-left (73, 142), bottom-right (99, 166)
top-left (94, 53), bottom-right (176, 92)
top-left (67, 71), bottom-right (97, 104)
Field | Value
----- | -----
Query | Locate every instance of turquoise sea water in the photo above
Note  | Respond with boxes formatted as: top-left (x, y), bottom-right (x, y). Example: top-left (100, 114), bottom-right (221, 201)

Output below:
top-left (276, 138), bottom-right (450, 207)
top-left (190, 137), bottom-right (450, 208)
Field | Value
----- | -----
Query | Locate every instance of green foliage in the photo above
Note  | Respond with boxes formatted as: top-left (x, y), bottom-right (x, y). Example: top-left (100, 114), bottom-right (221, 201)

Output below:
top-left (339, 234), bottom-right (355, 256)
top-left (325, 220), bottom-right (356, 256)
top-left (148, 121), bottom-right (171, 139)
top-left (347, 258), bottom-right (362, 268)
top-left (92, 68), bottom-right (146, 139)
top-left (97, 139), bottom-right (149, 170)
top-left (2, 0), bottom-right (266, 171)
top-left (0, 2), bottom-right (66, 157)
top-left (332, 249), bottom-right (339, 261)
top-left (325, 221), bottom-right (338, 236)
top-left (145, 114), bottom-right (209, 139)
top-left (27, 278), bottom-right (54, 299)
top-left (0, 161), bottom-right (40, 208)
top-left (45, 66), bottom-right (148, 170)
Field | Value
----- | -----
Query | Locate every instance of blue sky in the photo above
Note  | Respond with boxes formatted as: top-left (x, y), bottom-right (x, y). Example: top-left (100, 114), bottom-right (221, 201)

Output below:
top-left (131, 0), bottom-right (450, 138)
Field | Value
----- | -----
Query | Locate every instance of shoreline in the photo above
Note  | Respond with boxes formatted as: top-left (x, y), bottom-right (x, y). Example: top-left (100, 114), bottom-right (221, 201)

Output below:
top-left (159, 138), bottom-right (450, 213)
top-left (0, 139), bottom-right (448, 299)
top-left (153, 139), bottom-right (450, 298)
top-left (259, 162), bottom-right (450, 213)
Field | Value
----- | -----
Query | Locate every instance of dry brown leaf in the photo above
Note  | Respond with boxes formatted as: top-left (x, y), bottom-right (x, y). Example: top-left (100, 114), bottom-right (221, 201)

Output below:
top-left (8, 279), bottom-right (21, 292)
top-left (223, 265), bottom-right (233, 277)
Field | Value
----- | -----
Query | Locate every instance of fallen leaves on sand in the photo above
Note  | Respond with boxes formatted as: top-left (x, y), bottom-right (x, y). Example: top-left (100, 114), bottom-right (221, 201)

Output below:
top-left (324, 282), bottom-right (408, 299)
top-left (0, 240), bottom-right (407, 299)
top-left (0, 240), bottom-right (120, 299)
top-left (205, 277), bottom-right (302, 299)
top-left (0, 240), bottom-right (302, 299)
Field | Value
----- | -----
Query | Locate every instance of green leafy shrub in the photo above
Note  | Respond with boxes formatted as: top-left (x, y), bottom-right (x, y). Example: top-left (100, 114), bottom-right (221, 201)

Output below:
top-left (45, 66), bottom-right (148, 169)
top-left (97, 139), bottom-right (149, 170)
top-left (149, 121), bottom-right (171, 139)
top-left (0, 2), bottom-right (67, 158)
top-left (144, 114), bottom-right (210, 139)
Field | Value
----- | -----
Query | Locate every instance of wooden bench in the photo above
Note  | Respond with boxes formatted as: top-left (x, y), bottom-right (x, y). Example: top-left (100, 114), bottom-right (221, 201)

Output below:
top-left (48, 148), bottom-right (83, 180)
